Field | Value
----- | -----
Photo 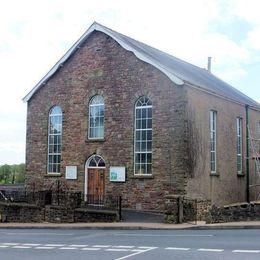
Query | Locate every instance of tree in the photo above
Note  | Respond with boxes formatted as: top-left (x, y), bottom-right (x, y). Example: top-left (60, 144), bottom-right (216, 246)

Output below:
top-left (13, 164), bottom-right (25, 184)
top-left (0, 164), bottom-right (12, 184)
top-left (0, 164), bottom-right (25, 184)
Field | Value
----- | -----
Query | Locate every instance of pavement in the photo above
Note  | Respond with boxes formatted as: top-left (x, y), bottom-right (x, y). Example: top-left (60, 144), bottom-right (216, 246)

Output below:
top-left (1, 221), bottom-right (260, 230)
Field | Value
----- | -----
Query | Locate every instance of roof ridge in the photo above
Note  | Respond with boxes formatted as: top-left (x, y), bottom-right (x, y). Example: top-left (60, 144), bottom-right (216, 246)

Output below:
top-left (23, 22), bottom-right (260, 109)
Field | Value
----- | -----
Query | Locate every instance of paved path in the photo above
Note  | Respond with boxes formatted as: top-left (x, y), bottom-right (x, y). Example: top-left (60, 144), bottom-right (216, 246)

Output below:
top-left (1, 221), bottom-right (260, 230)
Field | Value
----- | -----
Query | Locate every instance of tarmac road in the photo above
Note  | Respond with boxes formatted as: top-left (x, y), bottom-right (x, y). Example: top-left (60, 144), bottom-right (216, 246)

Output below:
top-left (0, 228), bottom-right (260, 259)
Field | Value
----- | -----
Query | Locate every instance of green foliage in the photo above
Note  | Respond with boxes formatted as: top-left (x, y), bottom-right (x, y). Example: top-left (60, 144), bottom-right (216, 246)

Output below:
top-left (0, 163), bottom-right (25, 184)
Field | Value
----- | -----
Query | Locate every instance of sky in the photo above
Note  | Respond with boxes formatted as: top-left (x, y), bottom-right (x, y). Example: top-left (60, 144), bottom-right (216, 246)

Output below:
top-left (0, 0), bottom-right (260, 165)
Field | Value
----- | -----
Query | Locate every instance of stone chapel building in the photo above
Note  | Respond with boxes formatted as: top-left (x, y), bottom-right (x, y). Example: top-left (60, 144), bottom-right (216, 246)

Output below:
top-left (23, 22), bottom-right (260, 211)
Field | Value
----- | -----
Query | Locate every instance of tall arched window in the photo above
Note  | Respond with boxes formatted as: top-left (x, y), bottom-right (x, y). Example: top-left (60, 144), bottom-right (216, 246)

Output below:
top-left (48, 106), bottom-right (62, 174)
top-left (89, 95), bottom-right (104, 139)
top-left (134, 96), bottom-right (152, 174)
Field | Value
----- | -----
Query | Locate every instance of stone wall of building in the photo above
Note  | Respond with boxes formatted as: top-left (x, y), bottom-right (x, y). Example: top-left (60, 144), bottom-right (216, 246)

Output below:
top-left (185, 86), bottom-right (260, 206)
top-left (25, 31), bottom-right (189, 212)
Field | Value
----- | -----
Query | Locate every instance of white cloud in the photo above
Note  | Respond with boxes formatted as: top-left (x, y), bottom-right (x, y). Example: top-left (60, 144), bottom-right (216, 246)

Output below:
top-left (0, 0), bottom-right (260, 164)
top-left (245, 27), bottom-right (260, 50)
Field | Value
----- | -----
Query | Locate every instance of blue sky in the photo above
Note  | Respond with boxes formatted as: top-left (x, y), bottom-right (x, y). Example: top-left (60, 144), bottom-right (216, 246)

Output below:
top-left (0, 0), bottom-right (260, 164)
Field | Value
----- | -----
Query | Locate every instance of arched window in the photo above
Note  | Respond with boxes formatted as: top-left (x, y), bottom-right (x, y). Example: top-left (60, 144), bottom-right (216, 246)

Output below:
top-left (87, 155), bottom-right (106, 168)
top-left (89, 95), bottom-right (104, 139)
top-left (134, 96), bottom-right (152, 174)
top-left (48, 106), bottom-right (62, 174)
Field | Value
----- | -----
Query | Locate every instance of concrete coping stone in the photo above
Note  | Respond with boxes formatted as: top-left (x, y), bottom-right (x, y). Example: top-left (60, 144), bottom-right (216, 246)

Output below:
top-left (0, 202), bottom-right (41, 209)
top-left (74, 208), bottom-right (117, 215)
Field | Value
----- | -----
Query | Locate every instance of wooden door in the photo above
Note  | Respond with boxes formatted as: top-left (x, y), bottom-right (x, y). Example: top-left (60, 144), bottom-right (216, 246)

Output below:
top-left (87, 168), bottom-right (105, 204)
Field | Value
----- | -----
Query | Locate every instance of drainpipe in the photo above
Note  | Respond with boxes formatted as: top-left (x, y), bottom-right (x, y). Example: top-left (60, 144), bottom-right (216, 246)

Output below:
top-left (245, 104), bottom-right (250, 203)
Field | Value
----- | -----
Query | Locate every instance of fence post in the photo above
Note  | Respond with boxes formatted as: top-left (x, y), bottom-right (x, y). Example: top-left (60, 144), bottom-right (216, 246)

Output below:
top-left (118, 196), bottom-right (122, 221)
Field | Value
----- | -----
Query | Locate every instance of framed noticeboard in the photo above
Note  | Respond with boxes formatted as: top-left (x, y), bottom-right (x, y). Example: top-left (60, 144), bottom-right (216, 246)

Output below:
top-left (110, 167), bottom-right (126, 182)
top-left (65, 166), bottom-right (77, 180)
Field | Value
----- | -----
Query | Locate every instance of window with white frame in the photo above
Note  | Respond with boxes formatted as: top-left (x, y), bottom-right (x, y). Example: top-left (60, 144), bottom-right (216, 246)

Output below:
top-left (89, 95), bottom-right (104, 139)
top-left (48, 106), bottom-right (62, 174)
top-left (236, 118), bottom-right (242, 174)
top-left (210, 110), bottom-right (217, 173)
top-left (134, 96), bottom-right (152, 175)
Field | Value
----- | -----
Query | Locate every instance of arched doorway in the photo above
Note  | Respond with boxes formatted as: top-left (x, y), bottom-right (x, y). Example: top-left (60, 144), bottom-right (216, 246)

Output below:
top-left (85, 155), bottom-right (105, 204)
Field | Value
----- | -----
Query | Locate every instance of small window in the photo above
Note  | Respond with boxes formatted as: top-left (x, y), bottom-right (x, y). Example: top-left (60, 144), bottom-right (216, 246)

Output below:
top-left (236, 118), bottom-right (243, 174)
top-left (134, 96), bottom-right (152, 175)
top-left (88, 155), bottom-right (105, 168)
top-left (88, 95), bottom-right (104, 139)
top-left (210, 110), bottom-right (217, 174)
top-left (48, 106), bottom-right (62, 174)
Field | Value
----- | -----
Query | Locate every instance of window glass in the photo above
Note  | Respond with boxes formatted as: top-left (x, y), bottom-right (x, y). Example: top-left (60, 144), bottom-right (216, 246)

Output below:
top-left (134, 97), bottom-right (152, 174)
top-left (89, 95), bottom-right (104, 139)
top-left (48, 106), bottom-right (62, 174)
top-left (237, 118), bottom-right (242, 174)
top-left (210, 111), bottom-right (217, 173)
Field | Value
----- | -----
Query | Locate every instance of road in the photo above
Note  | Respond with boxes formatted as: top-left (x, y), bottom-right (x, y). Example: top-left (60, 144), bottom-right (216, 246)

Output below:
top-left (0, 228), bottom-right (260, 259)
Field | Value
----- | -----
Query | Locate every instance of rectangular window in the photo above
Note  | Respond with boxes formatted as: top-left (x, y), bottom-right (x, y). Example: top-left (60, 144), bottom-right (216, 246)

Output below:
top-left (210, 110), bottom-right (217, 174)
top-left (236, 118), bottom-right (242, 174)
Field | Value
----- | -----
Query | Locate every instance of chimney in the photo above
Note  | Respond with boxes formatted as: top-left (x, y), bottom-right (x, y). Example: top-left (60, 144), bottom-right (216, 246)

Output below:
top-left (207, 57), bottom-right (212, 72)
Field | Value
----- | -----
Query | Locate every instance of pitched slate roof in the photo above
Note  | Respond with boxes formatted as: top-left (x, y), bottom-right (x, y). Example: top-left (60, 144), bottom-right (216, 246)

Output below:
top-left (23, 22), bottom-right (260, 108)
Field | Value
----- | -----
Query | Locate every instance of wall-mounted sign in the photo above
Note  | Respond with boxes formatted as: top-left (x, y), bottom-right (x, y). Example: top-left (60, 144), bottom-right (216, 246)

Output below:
top-left (65, 166), bottom-right (77, 180)
top-left (110, 167), bottom-right (126, 182)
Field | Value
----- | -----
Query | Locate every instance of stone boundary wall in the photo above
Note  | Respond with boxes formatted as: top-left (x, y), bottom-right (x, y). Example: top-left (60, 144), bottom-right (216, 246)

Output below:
top-left (206, 201), bottom-right (260, 223)
top-left (164, 195), bottom-right (211, 223)
top-left (0, 202), bottom-right (118, 223)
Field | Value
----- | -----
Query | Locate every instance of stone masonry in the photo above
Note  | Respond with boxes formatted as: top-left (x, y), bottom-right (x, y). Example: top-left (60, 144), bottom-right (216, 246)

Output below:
top-left (25, 31), bottom-right (190, 212)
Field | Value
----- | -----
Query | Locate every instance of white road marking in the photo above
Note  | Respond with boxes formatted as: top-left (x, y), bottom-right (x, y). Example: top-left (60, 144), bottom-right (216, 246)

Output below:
top-left (23, 243), bottom-right (41, 246)
top-left (12, 246), bottom-right (32, 249)
top-left (114, 247), bottom-right (158, 260)
top-left (44, 244), bottom-right (65, 247)
top-left (59, 247), bottom-right (77, 250)
top-left (93, 245), bottom-right (111, 247)
top-left (233, 250), bottom-right (260, 253)
top-left (35, 246), bottom-right (55, 250)
top-left (69, 244), bottom-right (88, 247)
top-left (2, 243), bottom-right (20, 246)
top-left (138, 246), bottom-right (156, 249)
top-left (81, 247), bottom-right (101, 251)
top-left (106, 248), bottom-right (130, 252)
top-left (166, 247), bottom-right (190, 251)
top-left (198, 248), bottom-right (224, 252)
top-left (113, 246), bottom-right (135, 249)
top-left (2, 242), bottom-right (260, 256)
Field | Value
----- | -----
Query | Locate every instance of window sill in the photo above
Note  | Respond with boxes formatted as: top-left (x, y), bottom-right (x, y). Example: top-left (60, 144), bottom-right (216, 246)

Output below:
top-left (44, 173), bottom-right (62, 177)
top-left (237, 173), bottom-right (245, 177)
top-left (130, 174), bottom-right (154, 179)
top-left (86, 138), bottom-right (105, 142)
top-left (210, 172), bottom-right (219, 176)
